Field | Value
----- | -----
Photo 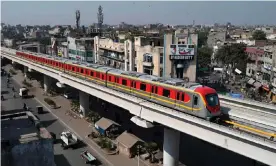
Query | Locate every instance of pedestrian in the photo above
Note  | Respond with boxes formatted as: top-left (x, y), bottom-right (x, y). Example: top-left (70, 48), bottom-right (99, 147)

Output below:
top-left (23, 103), bottom-right (27, 110)
top-left (1, 95), bottom-right (4, 101)
top-left (12, 87), bottom-right (15, 92)
top-left (13, 92), bottom-right (16, 98)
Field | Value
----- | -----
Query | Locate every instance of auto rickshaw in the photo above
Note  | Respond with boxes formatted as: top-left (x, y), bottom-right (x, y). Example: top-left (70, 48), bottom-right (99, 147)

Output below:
top-left (37, 106), bottom-right (44, 114)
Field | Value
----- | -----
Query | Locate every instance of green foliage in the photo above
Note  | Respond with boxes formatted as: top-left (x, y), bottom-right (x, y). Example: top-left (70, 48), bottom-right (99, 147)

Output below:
top-left (87, 111), bottom-right (101, 123)
top-left (197, 47), bottom-right (213, 68)
top-left (125, 32), bottom-right (134, 42)
top-left (215, 43), bottom-right (248, 74)
top-left (197, 31), bottom-right (209, 48)
top-left (70, 100), bottom-right (80, 112)
top-left (252, 30), bottom-right (266, 40)
top-left (44, 98), bottom-right (56, 107)
top-left (144, 142), bottom-right (158, 154)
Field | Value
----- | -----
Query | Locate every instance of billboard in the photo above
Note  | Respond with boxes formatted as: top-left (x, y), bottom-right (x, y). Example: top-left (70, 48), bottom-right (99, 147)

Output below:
top-left (170, 44), bottom-right (195, 60)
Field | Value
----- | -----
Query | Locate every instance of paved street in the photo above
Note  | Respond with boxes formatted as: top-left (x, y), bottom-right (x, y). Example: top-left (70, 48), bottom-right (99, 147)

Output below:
top-left (2, 63), bottom-right (261, 166)
top-left (1, 64), bottom-right (149, 166)
top-left (1, 73), bottom-right (104, 166)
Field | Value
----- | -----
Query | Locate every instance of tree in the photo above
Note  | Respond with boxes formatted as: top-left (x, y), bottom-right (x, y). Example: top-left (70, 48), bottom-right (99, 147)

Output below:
top-left (143, 142), bottom-right (158, 162)
top-left (215, 43), bottom-right (248, 74)
top-left (197, 31), bottom-right (209, 48)
top-left (252, 30), bottom-right (266, 40)
top-left (87, 111), bottom-right (101, 123)
top-left (197, 47), bottom-right (213, 68)
top-left (125, 32), bottom-right (134, 42)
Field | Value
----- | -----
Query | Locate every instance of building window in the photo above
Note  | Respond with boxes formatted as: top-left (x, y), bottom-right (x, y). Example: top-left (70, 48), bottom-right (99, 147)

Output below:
top-left (160, 53), bottom-right (163, 64)
top-left (160, 68), bottom-right (163, 77)
top-left (144, 67), bottom-right (153, 75)
top-left (143, 53), bottom-right (153, 62)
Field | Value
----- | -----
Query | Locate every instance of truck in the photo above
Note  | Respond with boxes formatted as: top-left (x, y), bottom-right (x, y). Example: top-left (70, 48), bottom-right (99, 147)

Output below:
top-left (60, 130), bottom-right (79, 149)
top-left (19, 87), bottom-right (28, 98)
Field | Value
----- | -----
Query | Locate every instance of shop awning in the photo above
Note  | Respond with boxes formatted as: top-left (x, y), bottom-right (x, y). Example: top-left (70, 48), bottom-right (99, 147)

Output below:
top-left (247, 78), bottom-right (255, 85)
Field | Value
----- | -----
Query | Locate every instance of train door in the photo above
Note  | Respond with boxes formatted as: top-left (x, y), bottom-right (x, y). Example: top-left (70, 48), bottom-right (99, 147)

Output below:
top-left (192, 94), bottom-right (199, 112)
top-left (176, 91), bottom-right (185, 110)
top-left (151, 85), bottom-right (158, 100)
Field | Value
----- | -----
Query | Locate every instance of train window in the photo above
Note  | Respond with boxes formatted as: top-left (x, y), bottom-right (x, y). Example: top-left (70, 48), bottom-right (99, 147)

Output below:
top-left (101, 75), bottom-right (104, 80)
top-left (132, 81), bottom-right (136, 88)
top-left (177, 92), bottom-right (185, 101)
top-left (163, 89), bottom-right (170, 97)
top-left (140, 83), bottom-right (146, 91)
top-left (97, 72), bottom-right (100, 78)
top-left (108, 76), bottom-right (112, 81)
top-left (122, 79), bottom-right (127, 86)
top-left (193, 96), bottom-right (198, 106)
top-left (151, 86), bottom-right (157, 93)
top-left (177, 93), bottom-right (180, 100)
top-left (90, 71), bottom-right (94, 76)
top-left (80, 68), bottom-right (83, 73)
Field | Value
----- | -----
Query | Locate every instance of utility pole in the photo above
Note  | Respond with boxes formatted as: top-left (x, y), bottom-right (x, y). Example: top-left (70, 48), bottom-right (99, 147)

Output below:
top-left (137, 145), bottom-right (142, 166)
top-left (97, 5), bottom-right (104, 37)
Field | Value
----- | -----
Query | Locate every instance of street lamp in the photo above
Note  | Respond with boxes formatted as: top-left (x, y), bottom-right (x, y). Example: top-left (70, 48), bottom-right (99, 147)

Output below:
top-left (137, 144), bottom-right (142, 166)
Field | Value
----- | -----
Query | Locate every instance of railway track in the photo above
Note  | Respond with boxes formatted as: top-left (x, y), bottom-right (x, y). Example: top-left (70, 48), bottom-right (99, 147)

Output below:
top-left (221, 101), bottom-right (276, 142)
top-left (219, 95), bottom-right (276, 114)
top-left (224, 120), bottom-right (276, 141)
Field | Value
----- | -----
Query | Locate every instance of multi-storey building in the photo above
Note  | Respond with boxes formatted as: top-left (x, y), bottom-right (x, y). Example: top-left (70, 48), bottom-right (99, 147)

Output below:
top-left (94, 31), bottom-right (198, 81)
top-left (67, 37), bottom-right (94, 62)
top-left (245, 47), bottom-right (264, 80)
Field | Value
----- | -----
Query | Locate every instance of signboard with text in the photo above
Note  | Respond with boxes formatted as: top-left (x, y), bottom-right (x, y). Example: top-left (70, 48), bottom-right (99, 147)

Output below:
top-left (170, 44), bottom-right (195, 60)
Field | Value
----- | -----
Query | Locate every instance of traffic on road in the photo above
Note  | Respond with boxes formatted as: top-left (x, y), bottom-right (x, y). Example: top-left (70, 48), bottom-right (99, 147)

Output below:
top-left (1, 71), bottom-right (104, 166)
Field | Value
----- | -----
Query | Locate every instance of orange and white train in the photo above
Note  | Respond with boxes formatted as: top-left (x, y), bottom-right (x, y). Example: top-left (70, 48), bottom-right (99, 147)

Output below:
top-left (15, 50), bottom-right (221, 121)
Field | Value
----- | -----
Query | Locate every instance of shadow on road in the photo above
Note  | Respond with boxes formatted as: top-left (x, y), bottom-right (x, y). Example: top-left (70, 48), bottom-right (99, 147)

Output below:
top-left (74, 140), bottom-right (87, 150)
top-left (40, 119), bottom-right (57, 128)
top-left (54, 154), bottom-right (72, 166)
top-left (1, 108), bottom-right (25, 115)
top-left (1, 90), bottom-right (9, 94)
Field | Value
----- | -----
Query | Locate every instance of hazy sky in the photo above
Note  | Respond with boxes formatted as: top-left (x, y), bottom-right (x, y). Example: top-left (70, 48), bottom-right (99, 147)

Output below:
top-left (1, 1), bottom-right (276, 26)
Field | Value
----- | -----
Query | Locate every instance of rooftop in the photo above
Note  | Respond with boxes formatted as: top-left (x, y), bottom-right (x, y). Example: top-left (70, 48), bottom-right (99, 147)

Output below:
top-left (1, 111), bottom-right (52, 147)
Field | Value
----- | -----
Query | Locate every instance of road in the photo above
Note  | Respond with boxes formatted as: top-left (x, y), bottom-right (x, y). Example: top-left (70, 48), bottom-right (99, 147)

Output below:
top-left (2, 63), bottom-right (264, 166)
top-left (1, 74), bottom-right (104, 166)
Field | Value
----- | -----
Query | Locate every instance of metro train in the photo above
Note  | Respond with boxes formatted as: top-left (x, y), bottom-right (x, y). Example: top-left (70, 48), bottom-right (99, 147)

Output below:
top-left (15, 50), bottom-right (221, 121)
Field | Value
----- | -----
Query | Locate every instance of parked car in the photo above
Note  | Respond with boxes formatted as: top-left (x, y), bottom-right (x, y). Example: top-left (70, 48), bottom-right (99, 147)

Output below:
top-left (63, 92), bottom-right (79, 99)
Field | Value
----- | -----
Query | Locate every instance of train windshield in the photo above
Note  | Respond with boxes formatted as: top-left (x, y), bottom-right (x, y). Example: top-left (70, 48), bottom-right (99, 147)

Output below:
top-left (205, 94), bottom-right (219, 106)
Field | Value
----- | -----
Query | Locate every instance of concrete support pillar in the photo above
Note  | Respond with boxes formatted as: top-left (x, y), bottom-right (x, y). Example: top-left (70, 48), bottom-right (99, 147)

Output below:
top-left (163, 127), bottom-right (180, 166)
top-left (79, 91), bottom-right (89, 117)
top-left (24, 66), bottom-right (28, 78)
top-left (43, 75), bottom-right (51, 93)
top-left (129, 40), bottom-right (133, 71)
top-left (124, 40), bottom-right (128, 71)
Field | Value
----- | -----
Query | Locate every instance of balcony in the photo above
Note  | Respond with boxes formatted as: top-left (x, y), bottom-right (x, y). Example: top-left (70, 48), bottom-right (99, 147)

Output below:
top-left (101, 53), bottom-right (124, 62)
top-left (261, 67), bottom-right (271, 74)
top-left (143, 61), bottom-right (154, 67)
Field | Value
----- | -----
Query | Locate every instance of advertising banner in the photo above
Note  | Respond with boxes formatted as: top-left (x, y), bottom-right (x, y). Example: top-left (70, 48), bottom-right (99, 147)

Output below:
top-left (170, 44), bottom-right (195, 60)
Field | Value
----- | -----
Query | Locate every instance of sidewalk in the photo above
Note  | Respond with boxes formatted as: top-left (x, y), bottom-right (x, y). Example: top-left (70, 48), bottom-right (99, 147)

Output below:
top-left (4, 64), bottom-right (151, 166)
